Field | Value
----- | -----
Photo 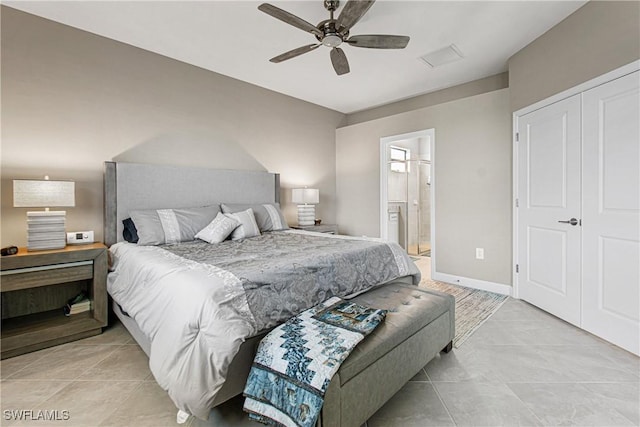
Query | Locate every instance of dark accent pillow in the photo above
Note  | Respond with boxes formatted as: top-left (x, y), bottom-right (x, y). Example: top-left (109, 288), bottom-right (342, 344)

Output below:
top-left (122, 218), bottom-right (139, 243)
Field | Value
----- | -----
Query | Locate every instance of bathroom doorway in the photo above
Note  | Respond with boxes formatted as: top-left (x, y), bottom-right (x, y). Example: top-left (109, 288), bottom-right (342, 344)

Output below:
top-left (380, 130), bottom-right (435, 259)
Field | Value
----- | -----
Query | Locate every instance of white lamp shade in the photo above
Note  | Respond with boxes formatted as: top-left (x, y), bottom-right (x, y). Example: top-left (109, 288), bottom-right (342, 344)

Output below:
top-left (13, 179), bottom-right (75, 208)
top-left (292, 188), bottom-right (319, 204)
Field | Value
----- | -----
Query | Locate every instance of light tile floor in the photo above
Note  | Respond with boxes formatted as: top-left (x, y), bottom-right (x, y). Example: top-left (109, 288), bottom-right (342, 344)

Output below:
top-left (1, 273), bottom-right (638, 426)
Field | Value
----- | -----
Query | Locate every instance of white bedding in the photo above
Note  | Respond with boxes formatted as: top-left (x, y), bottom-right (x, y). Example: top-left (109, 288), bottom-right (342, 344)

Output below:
top-left (108, 243), bottom-right (258, 419)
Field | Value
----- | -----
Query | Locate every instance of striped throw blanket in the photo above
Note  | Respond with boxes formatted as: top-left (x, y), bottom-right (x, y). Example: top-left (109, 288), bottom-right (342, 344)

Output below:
top-left (243, 297), bottom-right (387, 427)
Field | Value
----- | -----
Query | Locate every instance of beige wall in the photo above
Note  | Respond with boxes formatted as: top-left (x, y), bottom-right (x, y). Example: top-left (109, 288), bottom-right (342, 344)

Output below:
top-left (336, 89), bottom-right (512, 286)
top-left (347, 73), bottom-right (509, 126)
top-left (0, 7), bottom-right (345, 247)
top-left (509, 1), bottom-right (640, 111)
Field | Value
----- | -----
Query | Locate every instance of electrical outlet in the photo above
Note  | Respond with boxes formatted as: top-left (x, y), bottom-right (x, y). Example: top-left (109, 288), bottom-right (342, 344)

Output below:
top-left (475, 248), bottom-right (484, 260)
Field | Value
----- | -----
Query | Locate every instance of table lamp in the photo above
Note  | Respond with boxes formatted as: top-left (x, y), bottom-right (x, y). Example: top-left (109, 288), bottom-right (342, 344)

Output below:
top-left (13, 177), bottom-right (75, 251)
top-left (292, 188), bottom-right (319, 226)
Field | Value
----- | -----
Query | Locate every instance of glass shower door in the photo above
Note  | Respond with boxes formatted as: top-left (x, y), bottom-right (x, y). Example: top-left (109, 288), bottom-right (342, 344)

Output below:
top-left (417, 161), bottom-right (431, 256)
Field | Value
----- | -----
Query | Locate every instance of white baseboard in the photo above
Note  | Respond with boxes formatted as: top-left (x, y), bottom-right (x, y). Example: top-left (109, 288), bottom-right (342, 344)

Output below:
top-left (432, 271), bottom-right (512, 296)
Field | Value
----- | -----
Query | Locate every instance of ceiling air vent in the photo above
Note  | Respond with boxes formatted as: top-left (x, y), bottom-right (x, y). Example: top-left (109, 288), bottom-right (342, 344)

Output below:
top-left (419, 44), bottom-right (464, 68)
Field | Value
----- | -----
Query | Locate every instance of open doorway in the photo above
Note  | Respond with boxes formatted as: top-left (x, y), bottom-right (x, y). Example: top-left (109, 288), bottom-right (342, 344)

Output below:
top-left (380, 129), bottom-right (435, 260)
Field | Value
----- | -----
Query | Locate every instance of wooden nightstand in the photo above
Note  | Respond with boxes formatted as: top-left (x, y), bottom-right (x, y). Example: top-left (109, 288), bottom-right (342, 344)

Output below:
top-left (292, 224), bottom-right (339, 234)
top-left (0, 243), bottom-right (108, 359)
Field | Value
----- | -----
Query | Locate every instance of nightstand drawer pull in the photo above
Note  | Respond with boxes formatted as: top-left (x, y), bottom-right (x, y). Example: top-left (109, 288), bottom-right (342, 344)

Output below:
top-left (0, 260), bottom-right (93, 276)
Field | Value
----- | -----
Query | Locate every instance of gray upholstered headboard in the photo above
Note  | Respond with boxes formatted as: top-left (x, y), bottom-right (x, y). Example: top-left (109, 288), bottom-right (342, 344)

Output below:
top-left (104, 161), bottom-right (280, 246)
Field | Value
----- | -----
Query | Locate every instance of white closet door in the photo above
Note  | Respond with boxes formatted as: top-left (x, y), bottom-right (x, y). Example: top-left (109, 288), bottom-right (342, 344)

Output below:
top-left (582, 71), bottom-right (640, 355)
top-left (517, 94), bottom-right (582, 326)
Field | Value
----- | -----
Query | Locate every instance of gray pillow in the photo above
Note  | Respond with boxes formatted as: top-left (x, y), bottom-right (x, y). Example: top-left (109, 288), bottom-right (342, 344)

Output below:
top-left (221, 203), bottom-right (288, 232)
top-left (195, 212), bottom-right (240, 244)
top-left (129, 205), bottom-right (221, 245)
top-left (225, 208), bottom-right (261, 240)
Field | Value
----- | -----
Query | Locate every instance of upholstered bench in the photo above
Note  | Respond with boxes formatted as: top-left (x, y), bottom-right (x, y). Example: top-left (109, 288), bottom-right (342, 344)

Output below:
top-left (318, 283), bottom-right (455, 427)
top-left (182, 281), bottom-right (454, 425)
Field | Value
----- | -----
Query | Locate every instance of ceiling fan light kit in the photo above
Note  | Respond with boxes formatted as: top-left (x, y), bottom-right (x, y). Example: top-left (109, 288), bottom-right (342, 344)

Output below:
top-left (258, 0), bottom-right (410, 76)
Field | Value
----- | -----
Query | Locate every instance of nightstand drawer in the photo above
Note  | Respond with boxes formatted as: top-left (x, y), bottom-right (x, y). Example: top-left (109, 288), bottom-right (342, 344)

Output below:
top-left (1, 262), bottom-right (94, 292)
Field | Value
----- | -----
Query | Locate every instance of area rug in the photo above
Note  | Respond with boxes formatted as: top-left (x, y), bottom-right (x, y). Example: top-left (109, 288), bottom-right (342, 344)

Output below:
top-left (420, 279), bottom-right (509, 348)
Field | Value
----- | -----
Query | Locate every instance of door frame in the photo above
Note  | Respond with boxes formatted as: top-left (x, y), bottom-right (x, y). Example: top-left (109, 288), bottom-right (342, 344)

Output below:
top-left (380, 128), bottom-right (435, 265)
top-left (512, 60), bottom-right (640, 299)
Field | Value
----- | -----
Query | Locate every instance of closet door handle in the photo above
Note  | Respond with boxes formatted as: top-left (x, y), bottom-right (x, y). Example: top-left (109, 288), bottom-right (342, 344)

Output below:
top-left (558, 218), bottom-right (579, 226)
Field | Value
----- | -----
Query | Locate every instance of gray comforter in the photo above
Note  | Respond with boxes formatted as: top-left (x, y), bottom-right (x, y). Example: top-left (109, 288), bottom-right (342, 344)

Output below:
top-left (107, 230), bottom-right (419, 420)
top-left (163, 230), bottom-right (419, 331)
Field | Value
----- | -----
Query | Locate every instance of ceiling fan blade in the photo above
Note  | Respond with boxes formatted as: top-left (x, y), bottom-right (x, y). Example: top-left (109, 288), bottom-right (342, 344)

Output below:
top-left (258, 3), bottom-right (323, 37)
top-left (346, 34), bottom-right (410, 49)
top-left (270, 44), bottom-right (321, 63)
top-left (330, 47), bottom-right (350, 75)
top-left (337, 0), bottom-right (376, 32)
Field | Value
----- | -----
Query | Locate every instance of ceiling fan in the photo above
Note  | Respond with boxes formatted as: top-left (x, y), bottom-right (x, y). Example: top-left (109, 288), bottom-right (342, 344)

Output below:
top-left (258, 0), bottom-right (410, 76)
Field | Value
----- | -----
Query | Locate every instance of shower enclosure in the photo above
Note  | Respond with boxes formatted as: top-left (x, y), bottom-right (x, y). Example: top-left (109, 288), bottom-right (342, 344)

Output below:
top-left (387, 144), bottom-right (431, 256)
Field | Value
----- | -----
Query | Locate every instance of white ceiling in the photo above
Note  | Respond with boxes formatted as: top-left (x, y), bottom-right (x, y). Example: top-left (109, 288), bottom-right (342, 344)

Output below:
top-left (5, 1), bottom-right (586, 113)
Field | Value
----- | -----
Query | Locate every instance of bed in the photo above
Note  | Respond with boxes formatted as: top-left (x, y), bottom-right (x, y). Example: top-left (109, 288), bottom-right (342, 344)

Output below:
top-left (103, 161), bottom-right (435, 423)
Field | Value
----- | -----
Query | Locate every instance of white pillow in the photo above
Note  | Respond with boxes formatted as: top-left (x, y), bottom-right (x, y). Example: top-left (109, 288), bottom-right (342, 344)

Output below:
top-left (226, 208), bottom-right (261, 240)
top-left (195, 212), bottom-right (240, 244)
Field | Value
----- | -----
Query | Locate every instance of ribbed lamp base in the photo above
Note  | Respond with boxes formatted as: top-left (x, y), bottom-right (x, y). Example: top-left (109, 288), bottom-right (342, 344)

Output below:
top-left (297, 205), bottom-right (316, 227)
top-left (26, 211), bottom-right (67, 251)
